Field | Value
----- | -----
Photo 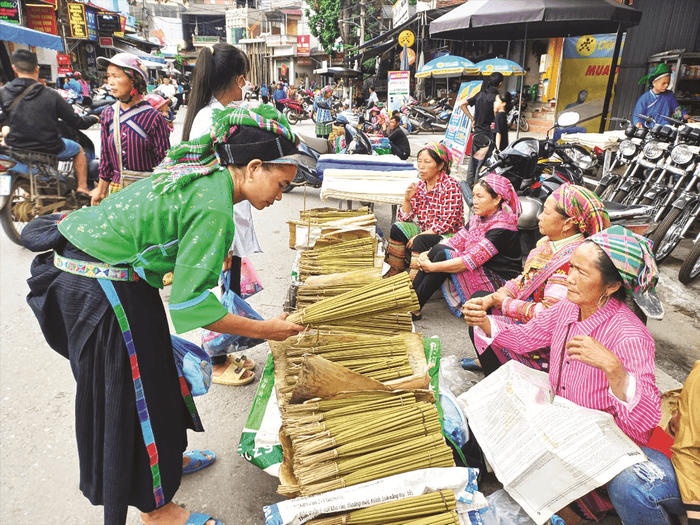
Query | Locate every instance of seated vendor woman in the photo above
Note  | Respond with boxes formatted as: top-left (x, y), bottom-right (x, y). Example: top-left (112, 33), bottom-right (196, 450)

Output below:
top-left (633, 63), bottom-right (695, 128)
top-left (384, 142), bottom-right (464, 278)
top-left (22, 104), bottom-right (305, 525)
top-left (465, 226), bottom-right (671, 522)
top-left (412, 173), bottom-right (522, 318)
top-left (461, 184), bottom-right (610, 373)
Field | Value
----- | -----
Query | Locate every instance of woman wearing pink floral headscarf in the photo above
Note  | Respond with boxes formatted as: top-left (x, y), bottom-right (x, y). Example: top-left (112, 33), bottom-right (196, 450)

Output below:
top-left (412, 173), bottom-right (522, 318)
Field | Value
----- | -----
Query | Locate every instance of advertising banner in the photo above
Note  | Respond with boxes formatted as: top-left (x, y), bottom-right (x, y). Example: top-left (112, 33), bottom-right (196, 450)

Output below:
top-left (557, 34), bottom-right (625, 132)
top-left (0, 0), bottom-right (20, 24)
top-left (99, 36), bottom-right (113, 47)
top-left (68, 3), bottom-right (88, 39)
top-left (443, 81), bottom-right (481, 165)
top-left (56, 53), bottom-right (71, 65)
top-left (297, 34), bottom-right (310, 56)
top-left (84, 42), bottom-right (97, 69)
top-left (387, 70), bottom-right (410, 113)
top-left (26, 5), bottom-right (58, 35)
top-left (85, 7), bottom-right (98, 41)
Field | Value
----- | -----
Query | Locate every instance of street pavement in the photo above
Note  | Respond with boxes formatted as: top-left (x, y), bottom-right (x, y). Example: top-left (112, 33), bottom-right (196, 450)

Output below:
top-left (1, 108), bottom-right (698, 524)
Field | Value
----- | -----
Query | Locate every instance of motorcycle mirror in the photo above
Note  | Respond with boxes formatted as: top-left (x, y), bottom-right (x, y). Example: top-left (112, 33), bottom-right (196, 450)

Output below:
top-left (556, 112), bottom-right (580, 128)
top-left (632, 289), bottom-right (664, 320)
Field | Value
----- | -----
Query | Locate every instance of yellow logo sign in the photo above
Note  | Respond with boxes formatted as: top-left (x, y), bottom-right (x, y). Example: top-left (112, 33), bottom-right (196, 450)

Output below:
top-left (398, 30), bottom-right (414, 48)
top-left (576, 35), bottom-right (597, 57)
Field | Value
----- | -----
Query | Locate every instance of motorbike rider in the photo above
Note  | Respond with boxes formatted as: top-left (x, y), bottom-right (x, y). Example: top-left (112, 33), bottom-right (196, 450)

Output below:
top-left (74, 71), bottom-right (91, 98)
top-left (63, 72), bottom-right (83, 102)
top-left (0, 50), bottom-right (98, 198)
top-left (155, 77), bottom-right (179, 111)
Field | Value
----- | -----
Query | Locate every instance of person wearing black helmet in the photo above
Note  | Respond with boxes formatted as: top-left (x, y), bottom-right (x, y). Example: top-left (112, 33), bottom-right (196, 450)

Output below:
top-left (22, 104), bottom-right (304, 525)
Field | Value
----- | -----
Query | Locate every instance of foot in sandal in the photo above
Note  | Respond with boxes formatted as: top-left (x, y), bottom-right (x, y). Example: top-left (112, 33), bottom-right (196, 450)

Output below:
top-left (141, 502), bottom-right (222, 525)
top-left (226, 353), bottom-right (255, 370)
top-left (212, 362), bottom-right (255, 386)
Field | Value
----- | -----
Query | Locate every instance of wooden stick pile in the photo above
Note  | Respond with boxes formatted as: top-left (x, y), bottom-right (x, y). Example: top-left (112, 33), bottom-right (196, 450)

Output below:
top-left (298, 236), bottom-right (376, 281)
top-left (279, 391), bottom-right (453, 497)
top-left (295, 268), bottom-right (382, 309)
top-left (305, 490), bottom-right (458, 525)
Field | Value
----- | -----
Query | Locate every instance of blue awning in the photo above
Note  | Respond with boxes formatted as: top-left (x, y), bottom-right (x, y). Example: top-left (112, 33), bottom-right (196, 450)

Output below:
top-left (0, 20), bottom-right (64, 52)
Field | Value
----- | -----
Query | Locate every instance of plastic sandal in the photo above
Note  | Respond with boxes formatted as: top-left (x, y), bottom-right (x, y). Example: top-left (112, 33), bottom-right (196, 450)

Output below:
top-left (212, 363), bottom-right (255, 386)
top-left (183, 450), bottom-right (216, 475)
top-left (460, 358), bottom-right (482, 371)
top-left (226, 354), bottom-right (256, 370)
top-left (185, 512), bottom-right (224, 525)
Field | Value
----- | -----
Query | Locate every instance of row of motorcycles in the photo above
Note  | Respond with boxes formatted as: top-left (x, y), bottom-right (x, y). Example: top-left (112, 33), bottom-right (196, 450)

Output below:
top-left (593, 114), bottom-right (700, 284)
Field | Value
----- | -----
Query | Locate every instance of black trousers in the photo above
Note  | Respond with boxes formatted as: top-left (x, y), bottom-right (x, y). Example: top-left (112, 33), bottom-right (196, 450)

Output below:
top-left (466, 290), bottom-right (503, 376)
top-left (412, 243), bottom-right (452, 308)
top-left (211, 256), bottom-right (241, 366)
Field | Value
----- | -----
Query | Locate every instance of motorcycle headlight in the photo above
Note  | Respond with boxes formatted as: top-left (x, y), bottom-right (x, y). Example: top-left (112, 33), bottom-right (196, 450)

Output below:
top-left (566, 148), bottom-right (596, 170)
top-left (643, 142), bottom-right (664, 161)
top-left (670, 145), bottom-right (694, 165)
top-left (618, 139), bottom-right (637, 157)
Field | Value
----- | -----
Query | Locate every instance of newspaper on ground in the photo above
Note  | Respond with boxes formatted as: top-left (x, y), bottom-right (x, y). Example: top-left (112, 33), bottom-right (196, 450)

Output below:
top-left (458, 361), bottom-right (647, 525)
top-left (263, 467), bottom-right (480, 525)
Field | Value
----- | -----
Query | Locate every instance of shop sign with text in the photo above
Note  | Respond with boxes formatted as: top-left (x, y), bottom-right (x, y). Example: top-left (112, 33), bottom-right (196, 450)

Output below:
top-left (26, 5), bottom-right (57, 35)
top-left (297, 35), bottom-right (310, 56)
top-left (68, 2), bottom-right (88, 39)
top-left (0, 0), bottom-right (20, 24)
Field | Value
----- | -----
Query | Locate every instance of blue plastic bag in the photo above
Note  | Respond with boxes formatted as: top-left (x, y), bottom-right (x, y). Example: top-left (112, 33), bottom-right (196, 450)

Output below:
top-left (171, 335), bottom-right (212, 396)
top-left (201, 270), bottom-right (266, 357)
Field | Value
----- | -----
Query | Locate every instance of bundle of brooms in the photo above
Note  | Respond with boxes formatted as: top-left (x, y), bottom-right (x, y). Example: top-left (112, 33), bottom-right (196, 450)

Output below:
top-left (279, 390), bottom-right (453, 497)
top-left (305, 489), bottom-right (458, 525)
top-left (289, 207), bottom-right (376, 250)
top-left (298, 235), bottom-right (377, 281)
top-left (295, 268), bottom-right (382, 309)
top-left (287, 273), bottom-right (419, 327)
top-left (298, 207), bottom-right (372, 224)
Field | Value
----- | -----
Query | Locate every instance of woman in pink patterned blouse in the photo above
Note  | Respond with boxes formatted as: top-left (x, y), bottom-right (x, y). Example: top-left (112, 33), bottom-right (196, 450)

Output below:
top-left (462, 185), bottom-right (610, 374)
top-left (384, 142), bottom-right (464, 278)
top-left (464, 226), bottom-right (666, 521)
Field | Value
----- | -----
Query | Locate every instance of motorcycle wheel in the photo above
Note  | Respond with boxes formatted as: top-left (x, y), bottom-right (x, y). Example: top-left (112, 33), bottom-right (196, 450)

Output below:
top-left (640, 194), bottom-right (669, 222)
top-left (678, 240), bottom-right (700, 284)
top-left (1, 177), bottom-right (33, 245)
top-left (648, 206), bottom-right (692, 263)
top-left (286, 110), bottom-right (299, 125)
top-left (519, 117), bottom-right (529, 132)
top-left (611, 189), bottom-right (628, 203)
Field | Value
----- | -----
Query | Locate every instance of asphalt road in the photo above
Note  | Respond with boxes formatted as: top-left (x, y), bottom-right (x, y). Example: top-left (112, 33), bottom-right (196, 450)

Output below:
top-left (0, 108), bottom-right (697, 524)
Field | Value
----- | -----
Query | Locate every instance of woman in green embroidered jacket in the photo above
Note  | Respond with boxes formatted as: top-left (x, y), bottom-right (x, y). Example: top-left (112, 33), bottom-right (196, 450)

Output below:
top-left (22, 104), bottom-right (304, 525)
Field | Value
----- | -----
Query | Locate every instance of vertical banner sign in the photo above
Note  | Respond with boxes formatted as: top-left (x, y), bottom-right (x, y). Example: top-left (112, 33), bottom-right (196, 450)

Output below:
top-left (26, 5), bottom-right (58, 34)
top-left (387, 71), bottom-right (410, 113)
top-left (68, 3), bottom-right (88, 39)
top-left (85, 7), bottom-right (98, 41)
top-left (557, 34), bottom-right (625, 132)
top-left (297, 35), bottom-right (310, 56)
top-left (443, 81), bottom-right (482, 165)
top-left (84, 43), bottom-right (97, 69)
top-left (0, 0), bottom-right (20, 24)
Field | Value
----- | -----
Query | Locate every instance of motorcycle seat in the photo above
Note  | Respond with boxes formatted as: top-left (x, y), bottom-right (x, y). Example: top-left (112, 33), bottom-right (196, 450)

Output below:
top-left (299, 134), bottom-right (333, 154)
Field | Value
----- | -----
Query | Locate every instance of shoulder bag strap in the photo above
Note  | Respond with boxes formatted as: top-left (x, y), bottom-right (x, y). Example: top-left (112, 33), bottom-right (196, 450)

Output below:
top-left (112, 101), bottom-right (123, 181)
top-left (5, 83), bottom-right (41, 118)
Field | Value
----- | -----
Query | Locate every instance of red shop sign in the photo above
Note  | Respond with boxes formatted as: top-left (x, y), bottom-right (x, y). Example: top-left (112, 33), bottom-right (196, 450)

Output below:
top-left (56, 53), bottom-right (72, 65)
top-left (99, 37), bottom-right (113, 47)
top-left (26, 5), bottom-right (58, 35)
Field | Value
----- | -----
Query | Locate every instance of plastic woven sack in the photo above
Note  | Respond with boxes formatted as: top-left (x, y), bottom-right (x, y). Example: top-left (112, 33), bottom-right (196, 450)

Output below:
top-left (171, 335), bottom-right (212, 396)
top-left (201, 270), bottom-right (266, 357)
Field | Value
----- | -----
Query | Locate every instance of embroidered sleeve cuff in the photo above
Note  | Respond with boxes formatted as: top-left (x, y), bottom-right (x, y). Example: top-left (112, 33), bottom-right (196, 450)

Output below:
top-left (169, 292), bottom-right (228, 334)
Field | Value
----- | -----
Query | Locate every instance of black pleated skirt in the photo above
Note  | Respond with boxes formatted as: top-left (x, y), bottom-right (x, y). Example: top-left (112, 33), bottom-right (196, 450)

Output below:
top-left (26, 242), bottom-right (196, 525)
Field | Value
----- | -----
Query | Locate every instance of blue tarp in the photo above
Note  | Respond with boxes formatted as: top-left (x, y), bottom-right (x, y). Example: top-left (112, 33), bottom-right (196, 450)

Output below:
top-left (0, 20), bottom-right (64, 52)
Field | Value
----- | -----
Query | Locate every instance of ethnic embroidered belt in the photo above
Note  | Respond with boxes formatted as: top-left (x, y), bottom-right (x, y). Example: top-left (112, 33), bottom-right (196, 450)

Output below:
top-left (54, 252), bottom-right (139, 282)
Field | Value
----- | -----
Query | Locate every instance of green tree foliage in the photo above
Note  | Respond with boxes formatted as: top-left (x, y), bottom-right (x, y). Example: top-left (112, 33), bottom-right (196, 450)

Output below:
top-left (305, 0), bottom-right (342, 55)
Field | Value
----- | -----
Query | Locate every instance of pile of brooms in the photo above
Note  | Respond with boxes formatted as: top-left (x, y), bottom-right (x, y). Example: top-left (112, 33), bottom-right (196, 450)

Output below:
top-left (279, 391), bottom-right (454, 498)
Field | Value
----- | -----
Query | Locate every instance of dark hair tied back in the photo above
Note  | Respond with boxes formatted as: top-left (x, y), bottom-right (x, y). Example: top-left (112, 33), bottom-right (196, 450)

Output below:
top-left (182, 43), bottom-right (250, 141)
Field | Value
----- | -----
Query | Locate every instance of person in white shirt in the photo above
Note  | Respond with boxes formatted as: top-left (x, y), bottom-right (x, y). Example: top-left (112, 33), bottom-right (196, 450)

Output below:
top-left (367, 86), bottom-right (379, 106)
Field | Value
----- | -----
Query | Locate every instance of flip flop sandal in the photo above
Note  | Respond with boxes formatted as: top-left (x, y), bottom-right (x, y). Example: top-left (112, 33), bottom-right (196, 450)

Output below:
top-left (226, 354), bottom-right (256, 370)
top-left (163, 272), bottom-right (173, 286)
top-left (182, 449), bottom-right (216, 475)
top-left (212, 364), bottom-right (255, 386)
top-left (185, 512), bottom-right (224, 525)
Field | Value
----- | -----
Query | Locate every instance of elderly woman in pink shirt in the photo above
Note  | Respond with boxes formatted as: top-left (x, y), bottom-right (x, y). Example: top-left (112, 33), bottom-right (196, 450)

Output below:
top-left (464, 226), bottom-right (673, 522)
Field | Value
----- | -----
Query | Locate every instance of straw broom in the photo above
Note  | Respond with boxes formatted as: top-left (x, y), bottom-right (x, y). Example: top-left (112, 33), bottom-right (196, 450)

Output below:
top-left (283, 391), bottom-right (401, 415)
top-left (287, 273), bottom-right (419, 325)
top-left (282, 393), bottom-right (416, 426)
top-left (299, 446), bottom-right (455, 496)
top-left (305, 490), bottom-right (456, 525)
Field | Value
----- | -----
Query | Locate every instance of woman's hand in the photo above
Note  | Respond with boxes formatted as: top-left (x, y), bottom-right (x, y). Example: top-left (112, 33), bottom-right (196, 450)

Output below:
top-left (490, 291), bottom-right (507, 309)
top-left (417, 252), bottom-right (435, 273)
top-left (566, 335), bottom-right (628, 400)
top-left (462, 298), bottom-right (491, 335)
top-left (91, 179), bottom-right (110, 206)
top-left (407, 235), bottom-right (418, 249)
top-left (262, 313), bottom-right (305, 341)
top-left (404, 182), bottom-right (418, 202)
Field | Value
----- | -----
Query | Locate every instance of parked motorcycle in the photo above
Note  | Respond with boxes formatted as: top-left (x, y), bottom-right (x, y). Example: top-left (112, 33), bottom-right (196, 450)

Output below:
top-left (281, 97), bottom-right (312, 125)
top-left (507, 91), bottom-right (529, 132)
top-left (678, 233), bottom-right (700, 284)
top-left (404, 99), bottom-right (449, 134)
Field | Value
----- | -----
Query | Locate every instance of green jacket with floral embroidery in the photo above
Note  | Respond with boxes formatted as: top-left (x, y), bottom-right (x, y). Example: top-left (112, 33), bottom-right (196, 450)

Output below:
top-left (58, 169), bottom-right (235, 333)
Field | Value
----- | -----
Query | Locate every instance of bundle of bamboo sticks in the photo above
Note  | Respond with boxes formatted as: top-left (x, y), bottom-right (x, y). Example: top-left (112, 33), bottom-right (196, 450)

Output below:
top-left (305, 490), bottom-right (457, 525)
top-left (298, 207), bottom-right (372, 223)
top-left (298, 236), bottom-right (377, 281)
top-left (280, 391), bottom-right (454, 497)
top-left (295, 268), bottom-right (383, 309)
top-left (287, 273), bottom-right (420, 326)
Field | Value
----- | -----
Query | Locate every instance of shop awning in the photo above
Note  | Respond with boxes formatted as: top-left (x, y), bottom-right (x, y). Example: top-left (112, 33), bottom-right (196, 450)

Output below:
top-left (313, 66), bottom-right (362, 77)
top-left (358, 40), bottom-right (395, 61)
top-left (0, 20), bottom-right (64, 52)
top-left (112, 38), bottom-right (165, 65)
top-left (355, 13), bottom-right (419, 52)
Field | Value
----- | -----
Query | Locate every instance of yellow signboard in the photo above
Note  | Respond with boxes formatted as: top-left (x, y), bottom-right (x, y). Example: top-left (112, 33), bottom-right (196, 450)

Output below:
top-left (67, 3), bottom-right (88, 39)
top-left (398, 30), bottom-right (414, 48)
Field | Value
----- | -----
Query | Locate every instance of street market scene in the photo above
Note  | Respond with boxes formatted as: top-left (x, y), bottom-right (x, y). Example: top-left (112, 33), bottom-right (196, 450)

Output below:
top-left (1, 0), bottom-right (700, 524)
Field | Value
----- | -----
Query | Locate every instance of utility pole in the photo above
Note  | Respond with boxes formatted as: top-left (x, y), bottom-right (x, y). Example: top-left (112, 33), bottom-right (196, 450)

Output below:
top-left (359, 2), bottom-right (365, 46)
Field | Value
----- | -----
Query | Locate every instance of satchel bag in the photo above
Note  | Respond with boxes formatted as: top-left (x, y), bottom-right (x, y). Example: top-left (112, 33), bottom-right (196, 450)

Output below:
top-left (171, 335), bottom-right (212, 396)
